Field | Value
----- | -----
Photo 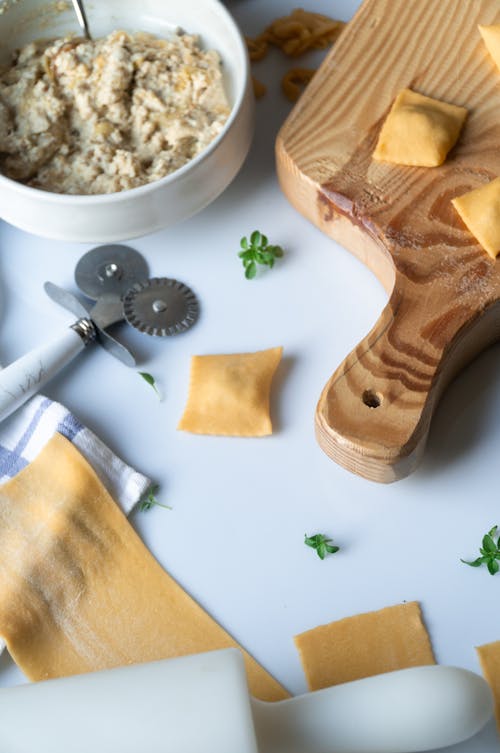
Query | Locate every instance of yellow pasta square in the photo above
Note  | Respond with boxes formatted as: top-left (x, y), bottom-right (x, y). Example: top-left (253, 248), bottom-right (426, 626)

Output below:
top-left (177, 346), bottom-right (283, 437)
top-left (479, 24), bottom-right (500, 74)
top-left (452, 177), bottom-right (500, 258)
top-left (476, 640), bottom-right (500, 732)
top-left (294, 602), bottom-right (435, 691)
top-left (373, 89), bottom-right (468, 167)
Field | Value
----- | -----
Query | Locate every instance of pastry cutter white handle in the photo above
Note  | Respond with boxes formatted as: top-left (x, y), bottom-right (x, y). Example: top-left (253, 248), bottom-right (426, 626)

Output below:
top-left (0, 325), bottom-right (88, 423)
top-left (0, 649), bottom-right (492, 753)
top-left (0, 285), bottom-right (134, 424)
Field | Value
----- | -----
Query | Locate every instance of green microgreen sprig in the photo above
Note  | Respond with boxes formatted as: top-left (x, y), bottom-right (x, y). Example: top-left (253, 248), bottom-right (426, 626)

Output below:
top-left (304, 533), bottom-right (339, 560)
top-left (462, 526), bottom-right (500, 575)
top-left (139, 485), bottom-right (172, 513)
top-left (238, 231), bottom-right (284, 279)
top-left (139, 371), bottom-right (161, 400)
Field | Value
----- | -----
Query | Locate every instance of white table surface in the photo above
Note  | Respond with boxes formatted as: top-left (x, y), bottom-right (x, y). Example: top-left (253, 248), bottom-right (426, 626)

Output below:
top-left (0, 1), bottom-right (499, 750)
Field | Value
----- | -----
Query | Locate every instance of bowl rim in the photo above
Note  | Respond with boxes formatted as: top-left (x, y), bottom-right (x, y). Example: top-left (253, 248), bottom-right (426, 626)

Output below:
top-left (0, 0), bottom-right (251, 204)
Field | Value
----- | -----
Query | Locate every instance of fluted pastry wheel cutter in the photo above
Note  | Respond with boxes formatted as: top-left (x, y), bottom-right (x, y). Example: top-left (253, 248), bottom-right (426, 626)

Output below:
top-left (0, 244), bottom-right (199, 423)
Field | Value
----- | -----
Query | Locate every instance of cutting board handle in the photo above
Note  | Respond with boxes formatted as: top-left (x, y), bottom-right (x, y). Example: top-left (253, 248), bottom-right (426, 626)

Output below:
top-left (315, 271), bottom-right (500, 483)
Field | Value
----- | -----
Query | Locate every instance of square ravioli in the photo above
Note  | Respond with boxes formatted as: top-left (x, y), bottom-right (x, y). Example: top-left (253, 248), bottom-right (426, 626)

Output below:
top-left (479, 24), bottom-right (500, 74)
top-left (177, 346), bottom-right (283, 437)
top-left (373, 88), bottom-right (468, 167)
top-left (452, 177), bottom-right (500, 258)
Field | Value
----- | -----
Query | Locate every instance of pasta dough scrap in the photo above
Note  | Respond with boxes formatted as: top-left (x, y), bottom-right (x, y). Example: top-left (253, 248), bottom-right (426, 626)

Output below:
top-left (177, 347), bottom-right (283, 437)
top-left (0, 433), bottom-right (288, 702)
top-left (373, 89), bottom-right (468, 167)
top-left (479, 24), bottom-right (500, 74)
top-left (452, 177), bottom-right (500, 258)
top-left (476, 640), bottom-right (500, 731)
top-left (294, 602), bottom-right (435, 691)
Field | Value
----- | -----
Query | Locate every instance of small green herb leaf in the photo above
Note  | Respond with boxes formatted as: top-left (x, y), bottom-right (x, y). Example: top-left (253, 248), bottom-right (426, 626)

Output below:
top-left (304, 533), bottom-right (340, 560)
top-left (461, 557), bottom-right (487, 567)
top-left (245, 261), bottom-right (257, 279)
top-left (462, 526), bottom-right (500, 575)
top-left (488, 559), bottom-right (500, 575)
top-left (483, 535), bottom-right (496, 553)
top-left (250, 230), bottom-right (262, 247)
top-left (139, 371), bottom-right (161, 400)
top-left (139, 484), bottom-right (172, 513)
top-left (325, 544), bottom-right (340, 554)
top-left (238, 231), bottom-right (285, 279)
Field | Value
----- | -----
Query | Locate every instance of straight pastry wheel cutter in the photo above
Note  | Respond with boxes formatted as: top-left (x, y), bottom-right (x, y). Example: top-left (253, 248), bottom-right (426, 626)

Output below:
top-left (0, 244), bottom-right (199, 423)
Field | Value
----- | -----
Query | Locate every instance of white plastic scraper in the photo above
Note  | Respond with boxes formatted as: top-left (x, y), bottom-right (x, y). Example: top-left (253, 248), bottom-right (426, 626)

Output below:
top-left (0, 649), bottom-right (492, 753)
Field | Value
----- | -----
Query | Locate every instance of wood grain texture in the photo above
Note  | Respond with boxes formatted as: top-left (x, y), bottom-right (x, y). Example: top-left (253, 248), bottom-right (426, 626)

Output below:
top-left (276, 0), bottom-right (500, 482)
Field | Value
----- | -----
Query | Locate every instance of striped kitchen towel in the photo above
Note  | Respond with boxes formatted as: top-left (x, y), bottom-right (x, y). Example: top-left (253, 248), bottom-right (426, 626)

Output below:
top-left (0, 394), bottom-right (152, 658)
top-left (0, 394), bottom-right (151, 515)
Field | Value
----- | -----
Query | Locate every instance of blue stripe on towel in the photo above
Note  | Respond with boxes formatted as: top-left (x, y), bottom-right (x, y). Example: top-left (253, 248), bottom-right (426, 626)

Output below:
top-left (0, 445), bottom-right (29, 477)
top-left (13, 397), bottom-right (52, 457)
top-left (57, 412), bottom-right (84, 442)
top-left (0, 397), bottom-right (84, 479)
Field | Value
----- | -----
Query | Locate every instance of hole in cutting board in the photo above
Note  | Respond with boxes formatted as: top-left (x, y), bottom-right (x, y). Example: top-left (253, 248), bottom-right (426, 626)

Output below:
top-left (363, 389), bottom-right (382, 409)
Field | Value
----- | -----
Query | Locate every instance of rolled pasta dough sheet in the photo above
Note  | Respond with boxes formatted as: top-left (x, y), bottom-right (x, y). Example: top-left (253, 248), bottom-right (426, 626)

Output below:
top-left (0, 433), bottom-right (288, 702)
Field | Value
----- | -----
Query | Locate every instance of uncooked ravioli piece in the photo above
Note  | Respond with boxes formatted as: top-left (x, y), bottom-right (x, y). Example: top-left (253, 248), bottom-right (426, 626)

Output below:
top-left (177, 347), bottom-right (283, 437)
top-left (479, 24), bottom-right (500, 73)
top-left (294, 601), bottom-right (435, 691)
top-left (452, 177), bottom-right (500, 259)
top-left (373, 88), bottom-right (468, 167)
top-left (0, 433), bottom-right (288, 702)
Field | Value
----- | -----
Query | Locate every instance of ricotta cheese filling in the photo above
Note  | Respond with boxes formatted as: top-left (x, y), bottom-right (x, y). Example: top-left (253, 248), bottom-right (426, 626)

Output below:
top-left (0, 30), bottom-right (231, 194)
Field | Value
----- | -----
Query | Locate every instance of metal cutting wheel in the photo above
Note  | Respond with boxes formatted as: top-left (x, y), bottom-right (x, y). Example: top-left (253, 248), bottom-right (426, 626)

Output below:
top-left (75, 244), bottom-right (200, 337)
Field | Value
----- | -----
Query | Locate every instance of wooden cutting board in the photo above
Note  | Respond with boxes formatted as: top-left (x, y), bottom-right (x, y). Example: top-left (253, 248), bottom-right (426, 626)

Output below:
top-left (276, 0), bottom-right (500, 483)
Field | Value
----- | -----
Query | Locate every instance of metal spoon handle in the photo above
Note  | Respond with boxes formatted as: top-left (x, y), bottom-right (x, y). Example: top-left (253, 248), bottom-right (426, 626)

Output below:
top-left (71, 0), bottom-right (91, 40)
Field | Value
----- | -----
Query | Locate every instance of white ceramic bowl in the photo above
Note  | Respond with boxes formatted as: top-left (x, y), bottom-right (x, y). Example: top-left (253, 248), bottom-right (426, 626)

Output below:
top-left (0, 0), bottom-right (253, 242)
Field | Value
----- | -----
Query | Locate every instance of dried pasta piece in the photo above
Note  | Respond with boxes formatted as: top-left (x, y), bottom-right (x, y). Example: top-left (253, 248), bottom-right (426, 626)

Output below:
top-left (252, 76), bottom-right (267, 99)
top-left (264, 9), bottom-right (345, 57)
top-left (479, 24), bottom-right (500, 74)
top-left (267, 19), bottom-right (310, 57)
top-left (294, 602), bottom-right (435, 691)
top-left (0, 433), bottom-right (288, 702)
top-left (477, 640), bottom-right (500, 731)
top-left (452, 177), bottom-right (500, 259)
top-left (178, 347), bottom-right (283, 437)
top-left (245, 9), bottom-right (344, 101)
top-left (373, 89), bottom-right (468, 167)
top-left (246, 35), bottom-right (268, 62)
top-left (245, 9), bottom-right (345, 61)
top-left (282, 67), bottom-right (316, 102)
